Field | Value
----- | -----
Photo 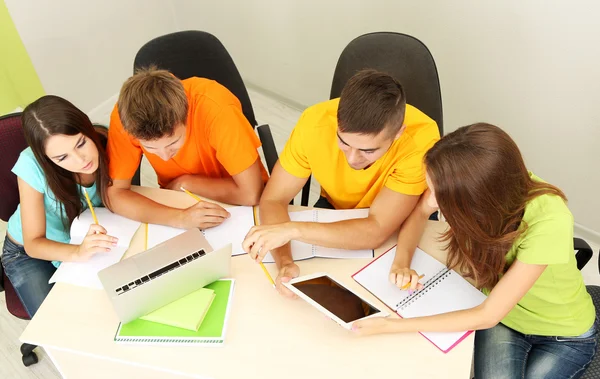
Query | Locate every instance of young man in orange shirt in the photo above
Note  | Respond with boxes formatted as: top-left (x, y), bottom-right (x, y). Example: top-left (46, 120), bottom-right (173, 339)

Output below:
top-left (106, 68), bottom-right (267, 230)
top-left (243, 70), bottom-right (440, 296)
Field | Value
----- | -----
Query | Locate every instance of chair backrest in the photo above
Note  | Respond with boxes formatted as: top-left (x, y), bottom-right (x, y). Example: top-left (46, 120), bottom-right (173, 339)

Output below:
top-left (133, 30), bottom-right (258, 127)
top-left (0, 113), bottom-right (26, 222)
top-left (330, 32), bottom-right (443, 135)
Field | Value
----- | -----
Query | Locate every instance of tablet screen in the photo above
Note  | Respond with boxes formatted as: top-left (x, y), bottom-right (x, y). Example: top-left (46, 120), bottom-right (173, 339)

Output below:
top-left (291, 275), bottom-right (382, 323)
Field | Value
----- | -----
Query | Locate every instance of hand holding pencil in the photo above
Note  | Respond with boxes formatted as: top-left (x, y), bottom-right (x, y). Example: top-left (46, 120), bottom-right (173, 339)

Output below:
top-left (72, 189), bottom-right (118, 262)
top-left (177, 186), bottom-right (230, 229)
top-left (389, 264), bottom-right (424, 294)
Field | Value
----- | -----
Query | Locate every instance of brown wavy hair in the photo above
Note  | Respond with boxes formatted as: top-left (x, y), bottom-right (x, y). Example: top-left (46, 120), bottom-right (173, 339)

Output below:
top-left (22, 95), bottom-right (112, 228)
top-left (424, 123), bottom-right (566, 289)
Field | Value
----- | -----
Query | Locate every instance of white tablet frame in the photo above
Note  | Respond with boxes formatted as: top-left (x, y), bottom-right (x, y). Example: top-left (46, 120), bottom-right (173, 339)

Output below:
top-left (283, 272), bottom-right (389, 330)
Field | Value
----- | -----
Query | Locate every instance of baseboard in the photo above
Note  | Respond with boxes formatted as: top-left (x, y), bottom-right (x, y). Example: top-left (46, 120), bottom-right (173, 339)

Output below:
top-left (87, 93), bottom-right (118, 125)
top-left (244, 81), bottom-right (307, 112)
top-left (575, 223), bottom-right (600, 248)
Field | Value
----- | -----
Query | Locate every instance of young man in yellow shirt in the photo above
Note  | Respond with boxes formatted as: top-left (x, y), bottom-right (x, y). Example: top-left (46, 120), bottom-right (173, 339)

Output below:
top-left (243, 70), bottom-right (440, 296)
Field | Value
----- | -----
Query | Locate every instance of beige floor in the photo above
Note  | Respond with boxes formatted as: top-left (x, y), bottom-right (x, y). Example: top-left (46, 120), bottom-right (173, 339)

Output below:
top-left (1, 88), bottom-right (599, 378)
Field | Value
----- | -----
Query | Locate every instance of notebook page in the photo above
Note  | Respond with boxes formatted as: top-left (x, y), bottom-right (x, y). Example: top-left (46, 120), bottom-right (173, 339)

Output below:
top-left (147, 224), bottom-right (186, 250)
top-left (70, 208), bottom-right (141, 247)
top-left (147, 206), bottom-right (254, 256)
top-left (262, 210), bottom-right (314, 263)
top-left (312, 208), bottom-right (373, 259)
top-left (353, 247), bottom-right (448, 309)
top-left (399, 270), bottom-right (486, 352)
top-left (49, 209), bottom-right (141, 289)
top-left (203, 206), bottom-right (254, 255)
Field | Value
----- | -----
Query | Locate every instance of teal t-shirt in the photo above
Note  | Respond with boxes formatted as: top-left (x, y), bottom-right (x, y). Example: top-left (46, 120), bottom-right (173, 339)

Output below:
top-left (6, 147), bottom-right (102, 267)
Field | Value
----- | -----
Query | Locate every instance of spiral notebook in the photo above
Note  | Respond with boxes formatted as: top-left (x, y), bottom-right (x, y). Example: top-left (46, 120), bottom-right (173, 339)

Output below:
top-left (114, 279), bottom-right (234, 345)
top-left (352, 247), bottom-right (486, 353)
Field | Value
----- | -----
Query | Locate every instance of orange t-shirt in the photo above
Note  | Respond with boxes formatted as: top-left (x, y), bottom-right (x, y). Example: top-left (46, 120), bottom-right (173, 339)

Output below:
top-left (107, 77), bottom-right (267, 187)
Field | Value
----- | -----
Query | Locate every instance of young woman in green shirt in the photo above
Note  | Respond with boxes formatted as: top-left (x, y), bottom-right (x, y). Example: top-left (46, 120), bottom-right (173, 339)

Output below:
top-left (353, 123), bottom-right (596, 378)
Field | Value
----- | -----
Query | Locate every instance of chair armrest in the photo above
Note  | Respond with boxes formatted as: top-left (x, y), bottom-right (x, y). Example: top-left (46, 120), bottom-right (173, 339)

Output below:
top-left (256, 124), bottom-right (278, 174)
top-left (575, 237), bottom-right (593, 271)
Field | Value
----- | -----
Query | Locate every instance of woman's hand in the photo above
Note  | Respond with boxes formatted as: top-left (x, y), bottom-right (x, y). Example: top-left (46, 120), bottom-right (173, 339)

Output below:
top-left (72, 224), bottom-right (118, 261)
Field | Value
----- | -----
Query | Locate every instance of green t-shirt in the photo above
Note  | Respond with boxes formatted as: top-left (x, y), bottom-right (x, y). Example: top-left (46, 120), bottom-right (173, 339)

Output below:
top-left (482, 173), bottom-right (595, 337)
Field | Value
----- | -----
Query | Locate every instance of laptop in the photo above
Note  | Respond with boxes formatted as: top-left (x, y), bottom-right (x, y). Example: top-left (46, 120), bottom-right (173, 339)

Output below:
top-left (98, 228), bottom-right (231, 323)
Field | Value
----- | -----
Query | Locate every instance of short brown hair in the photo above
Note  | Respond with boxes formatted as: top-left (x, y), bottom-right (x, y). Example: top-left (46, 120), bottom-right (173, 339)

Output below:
top-left (425, 123), bottom-right (567, 289)
top-left (117, 67), bottom-right (188, 140)
top-left (337, 69), bottom-right (406, 137)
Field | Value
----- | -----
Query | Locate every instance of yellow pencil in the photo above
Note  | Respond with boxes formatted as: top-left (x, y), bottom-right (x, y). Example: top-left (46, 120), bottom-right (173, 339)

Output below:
top-left (259, 262), bottom-right (276, 288)
top-left (253, 206), bottom-right (275, 288)
top-left (401, 274), bottom-right (425, 290)
top-left (180, 186), bottom-right (202, 203)
top-left (144, 223), bottom-right (148, 251)
top-left (82, 188), bottom-right (98, 225)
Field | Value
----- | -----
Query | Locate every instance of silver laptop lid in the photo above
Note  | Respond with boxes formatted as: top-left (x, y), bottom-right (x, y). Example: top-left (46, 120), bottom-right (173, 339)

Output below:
top-left (98, 229), bottom-right (232, 322)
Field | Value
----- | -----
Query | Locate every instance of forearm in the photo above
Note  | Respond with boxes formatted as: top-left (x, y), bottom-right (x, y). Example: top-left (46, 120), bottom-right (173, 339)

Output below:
top-left (260, 199), bottom-right (294, 268)
top-left (108, 187), bottom-right (183, 228)
top-left (393, 206), bottom-right (431, 267)
top-left (24, 238), bottom-right (78, 262)
top-left (182, 175), bottom-right (260, 206)
top-left (293, 218), bottom-right (389, 250)
top-left (383, 305), bottom-right (496, 334)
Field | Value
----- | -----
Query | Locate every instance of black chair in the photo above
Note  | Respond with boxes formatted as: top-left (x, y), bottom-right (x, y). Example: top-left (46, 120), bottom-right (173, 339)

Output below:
top-left (576, 238), bottom-right (600, 378)
top-left (300, 32), bottom-right (444, 204)
top-left (132, 30), bottom-right (279, 184)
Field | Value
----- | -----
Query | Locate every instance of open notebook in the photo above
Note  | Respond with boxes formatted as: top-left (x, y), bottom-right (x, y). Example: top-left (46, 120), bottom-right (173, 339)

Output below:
top-left (147, 206), bottom-right (255, 255)
top-left (262, 208), bottom-right (374, 263)
top-left (114, 279), bottom-right (235, 345)
top-left (49, 208), bottom-right (141, 289)
top-left (147, 207), bottom-right (373, 261)
top-left (353, 247), bottom-right (486, 353)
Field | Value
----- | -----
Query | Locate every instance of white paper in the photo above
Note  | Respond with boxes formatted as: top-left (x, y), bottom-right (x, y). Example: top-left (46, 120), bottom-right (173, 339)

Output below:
top-left (147, 206), bottom-right (255, 256)
top-left (49, 209), bottom-right (141, 289)
top-left (262, 208), bottom-right (373, 263)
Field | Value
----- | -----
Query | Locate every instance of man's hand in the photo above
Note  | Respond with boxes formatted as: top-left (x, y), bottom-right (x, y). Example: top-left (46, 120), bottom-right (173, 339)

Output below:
top-left (176, 201), bottom-right (230, 229)
top-left (242, 223), bottom-right (299, 261)
top-left (275, 262), bottom-right (300, 299)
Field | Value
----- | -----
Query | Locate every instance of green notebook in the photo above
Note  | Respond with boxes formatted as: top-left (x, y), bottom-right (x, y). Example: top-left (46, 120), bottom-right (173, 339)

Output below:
top-left (140, 287), bottom-right (215, 332)
top-left (114, 279), bottom-right (235, 345)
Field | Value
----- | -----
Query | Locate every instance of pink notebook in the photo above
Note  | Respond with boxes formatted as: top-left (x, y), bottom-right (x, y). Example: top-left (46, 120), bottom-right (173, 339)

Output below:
top-left (352, 246), bottom-right (486, 353)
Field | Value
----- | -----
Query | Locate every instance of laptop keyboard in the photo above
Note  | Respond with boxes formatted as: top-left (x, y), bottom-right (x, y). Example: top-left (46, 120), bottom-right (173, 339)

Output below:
top-left (114, 249), bottom-right (206, 295)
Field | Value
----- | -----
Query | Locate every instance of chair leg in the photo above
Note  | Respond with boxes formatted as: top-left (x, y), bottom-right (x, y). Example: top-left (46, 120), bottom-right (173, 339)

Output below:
top-left (20, 343), bottom-right (38, 367)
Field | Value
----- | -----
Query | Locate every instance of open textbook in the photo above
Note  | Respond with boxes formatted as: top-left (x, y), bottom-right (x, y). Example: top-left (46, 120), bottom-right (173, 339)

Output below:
top-left (147, 207), bottom-right (373, 261)
top-left (262, 208), bottom-right (374, 262)
top-left (48, 208), bottom-right (141, 289)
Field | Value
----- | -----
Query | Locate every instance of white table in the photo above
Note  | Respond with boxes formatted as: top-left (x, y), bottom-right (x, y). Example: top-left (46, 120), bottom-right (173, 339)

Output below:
top-left (21, 186), bottom-right (474, 378)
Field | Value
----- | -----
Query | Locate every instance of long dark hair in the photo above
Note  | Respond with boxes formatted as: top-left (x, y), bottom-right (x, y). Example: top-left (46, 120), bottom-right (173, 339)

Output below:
top-left (424, 123), bottom-right (566, 289)
top-left (21, 95), bottom-right (112, 227)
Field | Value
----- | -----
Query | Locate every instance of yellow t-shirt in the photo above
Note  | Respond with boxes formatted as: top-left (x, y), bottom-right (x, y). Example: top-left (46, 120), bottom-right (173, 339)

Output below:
top-left (279, 99), bottom-right (440, 209)
top-left (483, 173), bottom-right (595, 336)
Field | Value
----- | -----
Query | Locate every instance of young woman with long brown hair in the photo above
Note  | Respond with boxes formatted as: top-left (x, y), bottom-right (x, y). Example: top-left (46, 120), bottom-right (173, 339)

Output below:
top-left (2, 95), bottom-right (117, 317)
top-left (353, 123), bottom-right (596, 378)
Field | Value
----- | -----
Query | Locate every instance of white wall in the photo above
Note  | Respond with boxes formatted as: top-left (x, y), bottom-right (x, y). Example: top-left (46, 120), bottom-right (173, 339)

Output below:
top-left (5, 0), bottom-right (180, 123)
top-left (173, 0), bottom-right (600, 237)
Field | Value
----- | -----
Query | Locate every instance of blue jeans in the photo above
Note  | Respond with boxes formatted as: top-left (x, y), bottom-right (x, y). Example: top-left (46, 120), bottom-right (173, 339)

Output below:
top-left (474, 321), bottom-right (598, 379)
top-left (1, 235), bottom-right (56, 317)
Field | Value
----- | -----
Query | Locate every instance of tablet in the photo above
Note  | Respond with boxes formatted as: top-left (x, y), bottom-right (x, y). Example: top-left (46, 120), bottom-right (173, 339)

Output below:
top-left (283, 272), bottom-right (388, 329)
